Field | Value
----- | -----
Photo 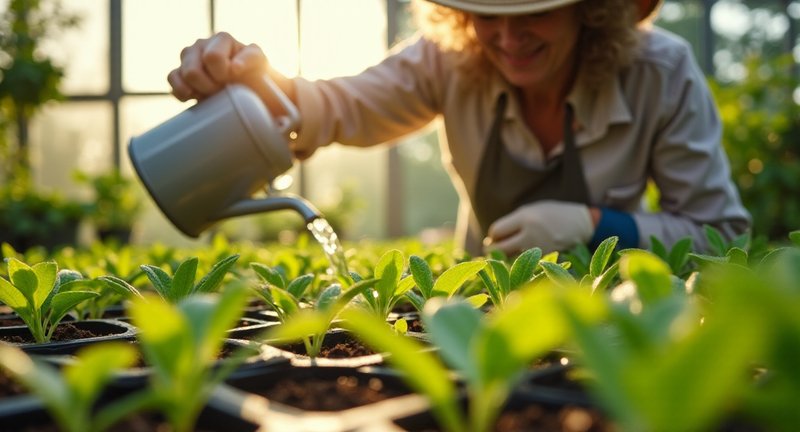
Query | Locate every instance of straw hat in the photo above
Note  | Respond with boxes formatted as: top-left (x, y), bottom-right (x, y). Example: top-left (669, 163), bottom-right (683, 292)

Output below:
top-left (426, 0), bottom-right (662, 21)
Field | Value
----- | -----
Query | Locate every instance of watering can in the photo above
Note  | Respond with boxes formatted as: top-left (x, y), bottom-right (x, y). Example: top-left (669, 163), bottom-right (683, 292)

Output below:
top-left (128, 76), bottom-right (320, 238)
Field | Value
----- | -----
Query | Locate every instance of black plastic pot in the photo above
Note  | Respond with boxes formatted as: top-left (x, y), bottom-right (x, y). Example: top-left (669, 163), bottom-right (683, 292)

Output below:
top-left (0, 391), bottom-right (260, 431)
top-left (0, 319), bottom-right (137, 355)
top-left (213, 364), bottom-right (430, 432)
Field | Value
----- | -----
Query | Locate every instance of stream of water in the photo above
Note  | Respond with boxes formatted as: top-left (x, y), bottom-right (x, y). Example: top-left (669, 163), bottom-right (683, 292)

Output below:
top-left (307, 217), bottom-right (350, 282)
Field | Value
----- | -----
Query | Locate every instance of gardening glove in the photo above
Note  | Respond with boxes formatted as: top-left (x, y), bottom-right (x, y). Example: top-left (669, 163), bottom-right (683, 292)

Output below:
top-left (484, 200), bottom-right (594, 256)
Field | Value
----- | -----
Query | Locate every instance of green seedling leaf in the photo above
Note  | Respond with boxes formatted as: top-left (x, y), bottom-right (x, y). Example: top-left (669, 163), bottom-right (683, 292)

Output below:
top-left (394, 317), bottom-right (408, 334)
top-left (466, 293), bottom-right (489, 308)
top-left (140, 264), bottom-right (173, 300)
top-left (409, 255), bottom-right (434, 298)
top-left (726, 247), bottom-right (748, 266)
top-left (287, 274), bottom-right (314, 299)
top-left (10, 262), bottom-right (38, 306)
top-left (250, 262), bottom-right (286, 288)
top-left (182, 285), bottom-right (248, 362)
top-left (620, 251), bottom-right (672, 305)
top-left (194, 254), bottom-right (239, 294)
top-left (704, 225), bottom-right (727, 256)
top-left (130, 294), bottom-right (191, 378)
top-left (0, 274), bottom-right (27, 309)
top-left (488, 259), bottom-right (510, 296)
top-left (65, 342), bottom-right (139, 414)
top-left (49, 291), bottom-right (100, 325)
top-left (97, 275), bottom-right (144, 298)
top-left (509, 248), bottom-right (542, 290)
top-left (650, 236), bottom-right (668, 261)
top-left (404, 290), bottom-right (425, 311)
top-left (171, 257), bottom-right (199, 301)
top-left (396, 275), bottom-right (417, 297)
top-left (688, 253), bottom-right (729, 266)
top-left (790, 230), bottom-right (800, 247)
top-left (375, 249), bottom-right (404, 301)
top-left (539, 261), bottom-right (574, 287)
top-left (316, 284), bottom-right (342, 312)
top-left (432, 260), bottom-right (487, 297)
top-left (423, 299), bottom-right (483, 380)
top-left (341, 309), bottom-right (466, 432)
top-left (667, 237), bottom-right (693, 273)
top-left (271, 287), bottom-right (300, 317)
top-left (590, 237), bottom-right (618, 278)
top-left (592, 261), bottom-right (620, 294)
top-left (265, 309), bottom-right (333, 343)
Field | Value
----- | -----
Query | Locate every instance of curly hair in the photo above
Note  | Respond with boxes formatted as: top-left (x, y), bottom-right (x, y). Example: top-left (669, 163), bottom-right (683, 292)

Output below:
top-left (411, 0), bottom-right (641, 92)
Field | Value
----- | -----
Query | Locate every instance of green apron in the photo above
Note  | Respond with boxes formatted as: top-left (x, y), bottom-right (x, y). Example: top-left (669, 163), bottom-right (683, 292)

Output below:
top-left (471, 93), bottom-right (591, 235)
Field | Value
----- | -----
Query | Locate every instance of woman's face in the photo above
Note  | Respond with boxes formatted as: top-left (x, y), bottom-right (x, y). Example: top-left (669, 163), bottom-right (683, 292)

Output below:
top-left (470, 6), bottom-right (581, 91)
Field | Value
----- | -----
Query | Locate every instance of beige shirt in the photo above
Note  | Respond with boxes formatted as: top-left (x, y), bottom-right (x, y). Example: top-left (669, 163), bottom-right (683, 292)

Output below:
top-left (293, 27), bottom-right (751, 254)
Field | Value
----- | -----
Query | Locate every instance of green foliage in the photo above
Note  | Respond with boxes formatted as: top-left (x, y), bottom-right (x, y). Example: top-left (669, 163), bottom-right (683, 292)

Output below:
top-left (0, 342), bottom-right (138, 432)
top-left (138, 254), bottom-right (240, 303)
top-left (342, 283), bottom-right (605, 432)
top-left (0, 258), bottom-right (98, 342)
top-left (251, 261), bottom-right (378, 357)
top-left (406, 254), bottom-right (487, 311)
top-left (0, 182), bottom-right (85, 253)
top-left (73, 169), bottom-right (143, 232)
top-left (125, 285), bottom-right (251, 432)
top-left (710, 54), bottom-right (800, 242)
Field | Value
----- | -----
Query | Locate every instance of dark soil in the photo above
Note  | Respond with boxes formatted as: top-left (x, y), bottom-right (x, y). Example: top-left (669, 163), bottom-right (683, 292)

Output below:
top-left (278, 333), bottom-right (376, 358)
top-left (253, 373), bottom-right (408, 411)
top-left (493, 404), bottom-right (612, 432)
top-left (0, 317), bottom-right (25, 326)
top-left (0, 322), bottom-right (108, 344)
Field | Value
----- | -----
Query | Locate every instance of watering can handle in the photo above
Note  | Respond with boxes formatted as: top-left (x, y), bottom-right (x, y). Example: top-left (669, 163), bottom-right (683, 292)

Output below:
top-left (263, 75), bottom-right (301, 138)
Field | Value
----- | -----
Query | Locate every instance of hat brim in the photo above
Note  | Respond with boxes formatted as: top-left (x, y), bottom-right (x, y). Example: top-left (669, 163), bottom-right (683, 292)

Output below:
top-left (424, 0), bottom-right (584, 16)
top-left (426, 0), bottom-right (662, 21)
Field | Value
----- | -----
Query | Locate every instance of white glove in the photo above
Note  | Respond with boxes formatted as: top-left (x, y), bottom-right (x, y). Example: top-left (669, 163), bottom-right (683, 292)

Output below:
top-left (484, 200), bottom-right (594, 256)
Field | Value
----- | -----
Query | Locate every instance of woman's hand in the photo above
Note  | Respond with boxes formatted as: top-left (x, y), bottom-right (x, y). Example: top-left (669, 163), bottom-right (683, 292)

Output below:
top-left (167, 32), bottom-right (296, 117)
top-left (484, 200), bottom-right (595, 255)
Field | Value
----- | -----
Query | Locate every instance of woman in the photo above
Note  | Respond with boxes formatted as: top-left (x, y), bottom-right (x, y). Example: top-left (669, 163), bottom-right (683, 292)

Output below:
top-left (168, 0), bottom-right (750, 256)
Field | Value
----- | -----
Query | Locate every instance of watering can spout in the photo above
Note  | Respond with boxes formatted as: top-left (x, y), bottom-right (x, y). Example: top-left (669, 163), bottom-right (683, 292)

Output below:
top-left (215, 194), bottom-right (322, 224)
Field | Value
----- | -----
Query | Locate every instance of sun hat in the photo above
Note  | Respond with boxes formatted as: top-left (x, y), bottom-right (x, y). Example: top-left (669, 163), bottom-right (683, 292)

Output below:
top-left (426, 0), bottom-right (662, 21)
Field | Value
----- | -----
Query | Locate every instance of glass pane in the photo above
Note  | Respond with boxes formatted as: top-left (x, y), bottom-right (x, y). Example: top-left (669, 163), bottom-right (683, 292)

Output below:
top-left (29, 102), bottom-right (113, 199)
top-left (123, 0), bottom-right (210, 92)
top-left (300, 0), bottom-right (387, 79)
top-left (399, 131), bottom-right (459, 237)
top-left (214, 0), bottom-right (299, 77)
top-left (298, 0), bottom-right (389, 239)
top-left (34, 0), bottom-right (109, 95)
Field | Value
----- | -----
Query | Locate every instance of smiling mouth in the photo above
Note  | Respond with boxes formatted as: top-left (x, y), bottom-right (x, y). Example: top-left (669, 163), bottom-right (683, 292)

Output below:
top-left (501, 45), bottom-right (545, 68)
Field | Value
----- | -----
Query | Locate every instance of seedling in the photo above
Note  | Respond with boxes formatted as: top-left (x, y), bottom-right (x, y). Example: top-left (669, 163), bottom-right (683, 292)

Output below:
top-left (110, 254), bottom-right (240, 303)
top-left (342, 282), bottom-right (605, 432)
top-left (405, 254), bottom-right (487, 311)
top-left (0, 342), bottom-right (138, 432)
top-left (563, 250), bottom-right (763, 432)
top-left (124, 284), bottom-right (252, 432)
top-left (252, 261), bottom-right (378, 357)
top-left (0, 258), bottom-right (99, 342)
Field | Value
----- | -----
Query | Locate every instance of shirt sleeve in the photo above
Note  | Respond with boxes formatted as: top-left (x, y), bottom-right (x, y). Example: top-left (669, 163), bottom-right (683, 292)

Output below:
top-left (632, 38), bottom-right (751, 252)
top-left (292, 37), bottom-right (445, 157)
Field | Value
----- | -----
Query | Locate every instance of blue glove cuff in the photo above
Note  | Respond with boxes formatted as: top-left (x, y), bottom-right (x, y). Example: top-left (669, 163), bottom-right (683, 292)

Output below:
top-left (589, 207), bottom-right (639, 250)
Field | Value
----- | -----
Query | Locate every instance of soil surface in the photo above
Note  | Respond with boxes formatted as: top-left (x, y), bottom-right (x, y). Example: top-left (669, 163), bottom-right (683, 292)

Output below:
top-left (0, 322), bottom-right (113, 344)
top-left (278, 333), bottom-right (376, 358)
top-left (253, 373), bottom-right (408, 411)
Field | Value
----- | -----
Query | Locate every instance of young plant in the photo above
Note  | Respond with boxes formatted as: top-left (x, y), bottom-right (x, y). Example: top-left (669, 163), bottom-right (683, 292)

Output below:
top-left (476, 247), bottom-right (559, 308)
top-left (0, 258), bottom-right (99, 342)
top-left (131, 254), bottom-right (239, 303)
top-left (122, 284), bottom-right (252, 432)
top-left (251, 262), bottom-right (378, 357)
top-left (341, 282), bottom-right (605, 432)
top-left (405, 254), bottom-right (487, 311)
top-left (55, 269), bottom-right (143, 320)
top-left (0, 342), bottom-right (138, 432)
top-left (563, 250), bottom-right (763, 432)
